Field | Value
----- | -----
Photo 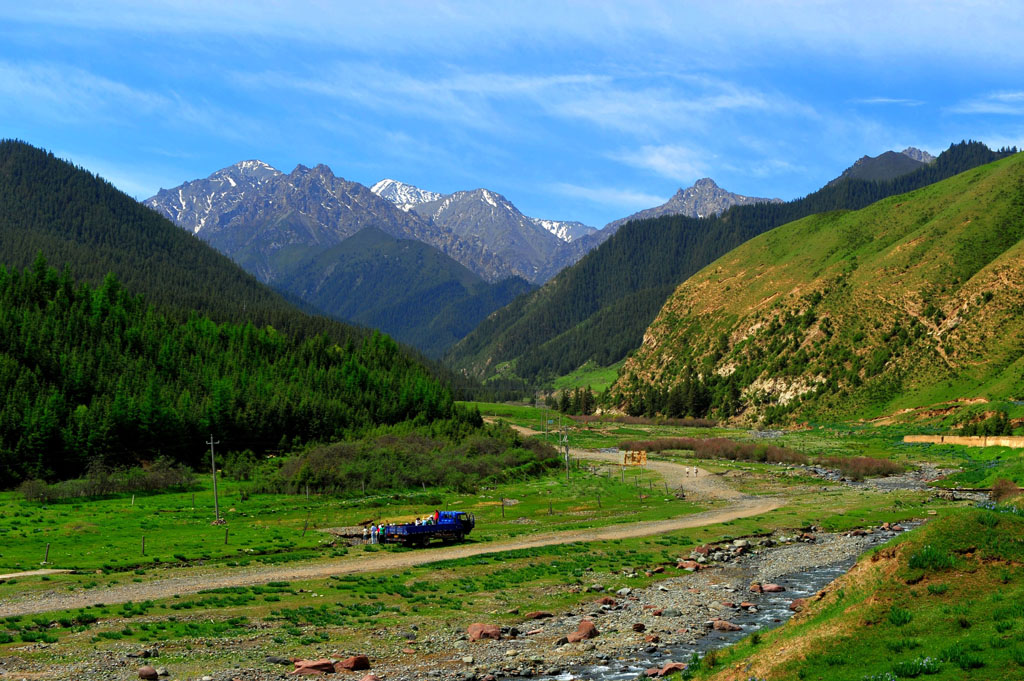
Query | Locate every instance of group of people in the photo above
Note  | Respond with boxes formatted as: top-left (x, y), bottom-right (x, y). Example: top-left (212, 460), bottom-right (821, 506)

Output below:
top-left (361, 510), bottom-right (441, 544)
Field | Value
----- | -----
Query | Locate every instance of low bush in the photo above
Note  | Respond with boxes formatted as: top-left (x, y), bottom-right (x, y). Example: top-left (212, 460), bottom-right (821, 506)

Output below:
top-left (19, 457), bottom-right (196, 501)
top-left (992, 477), bottom-right (1020, 503)
top-left (908, 545), bottom-right (956, 571)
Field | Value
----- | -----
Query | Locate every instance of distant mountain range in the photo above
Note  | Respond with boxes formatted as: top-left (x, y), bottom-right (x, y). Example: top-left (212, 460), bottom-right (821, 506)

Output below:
top-left (604, 178), bottom-right (781, 231)
top-left (829, 147), bottom-right (936, 185)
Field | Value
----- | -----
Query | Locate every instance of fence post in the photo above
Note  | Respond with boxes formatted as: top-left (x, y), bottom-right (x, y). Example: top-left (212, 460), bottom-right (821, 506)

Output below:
top-left (501, 498), bottom-right (505, 518)
top-left (44, 543), bottom-right (50, 564)
top-left (302, 511), bottom-right (310, 537)
top-left (141, 536), bottom-right (145, 556)
top-left (225, 528), bottom-right (229, 545)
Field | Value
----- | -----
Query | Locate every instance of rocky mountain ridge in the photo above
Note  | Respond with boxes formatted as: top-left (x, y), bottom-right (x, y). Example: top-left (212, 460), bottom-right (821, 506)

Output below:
top-left (604, 178), bottom-right (781, 232)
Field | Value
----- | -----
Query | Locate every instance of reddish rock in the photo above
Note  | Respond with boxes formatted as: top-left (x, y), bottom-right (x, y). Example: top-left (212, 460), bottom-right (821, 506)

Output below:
top-left (292, 659), bottom-right (335, 675)
top-left (566, 620), bottom-right (599, 642)
top-left (482, 676), bottom-right (496, 681)
top-left (632, 622), bottom-right (646, 632)
top-left (722, 601), bottom-right (735, 608)
top-left (740, 602), bottom-right (756, 608)
top-left (525, 628), bottom-right (542, 636)
top-left (359, 675), bottom-right (381, 681)
top-left (676, 560), bottom-right (700, 571)
top-left (657, 662), bottom-right (689, 676)
top-left (749, 583), bottom-right (763, 593)
top-left (789, 598), bottom-right (808, 612)
top-left (694, 545), bottom-right (711, 555)
top-left (468, 623), bottom-right (501, 642)
top-left (712, 619), bottom-right (742, 632)
top-left (643, 604), bottom-right (658, 610)
top-left (652, 608), bottom-right (664, 616)
top-left (335, 656), bottom-right (370, 672)
top-left (291, 669), bottom-right (326, 677)
top-left (801, 532), bottom-right (816, 541)
top-left (138, 667), bottom-right (159, 680)
top-left (645, 634), bottom-right (661, 643)
top-left (645, 668), bottom-right (661, 677)
top-left (892, 524), bottom-right (904, 532)
top-left (596, 596), bottom-right (617, 606)
top-left (524, 611), bottom-right (554, 619)
top-left (881, 522), bottom-right (891, 530)
top-left (849, 529), bottom-right (866, 536)
top-left (402, 648), bottom-right (415, 654)
top-left (650, 566), bottom-right (665, 574)
top-left (762, 583), bottom-right (786, 593)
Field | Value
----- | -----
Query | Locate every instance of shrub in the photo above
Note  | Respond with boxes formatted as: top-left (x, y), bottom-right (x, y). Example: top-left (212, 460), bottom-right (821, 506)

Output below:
top-left (888, 605), bottom-right (913, 626)
top-left (940, 642), bottom-right (983, 670)
top-left (992, 478), bottom-right (1020, 503)
top-left (926, 583), bottom-right (948, 595)
top-left (891, 657), bottom-right (941, 677)
top-left (908, 545), bottom-right (956, 571)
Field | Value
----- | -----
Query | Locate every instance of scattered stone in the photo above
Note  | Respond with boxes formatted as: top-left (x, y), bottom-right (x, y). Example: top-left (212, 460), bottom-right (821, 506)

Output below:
top-left (712, 620), bottom-right (742, 632)
top-left (595, 596), bottom-right (616, 606)
top-left (789, 598), bottom-right (808, 612)
top-left (749, 583), bottom-right (763, 593)
top-left (616, 587), bottom-right (632, 597)
top-left (402, 648), bottom-right (416, 655)
top-left (676, 560), bottom-right (699, 571)
top-left (155, 668), bottom-right (169, 677)
top-left (461, 656), bottom-right (474, 664)
top-left (138, 666), bottom-right (158, 680)
top-left (632, 623), bottom-right (646, 632)
top-left (650, 566), bottom-right (665, 574)
top-left (588, 584), bottom-right (605, 592)
top-left (762, 584), bottom-right (786, 593)
top-left (554, 637), bottom-right (569, 647)
top-left (524, 611), bottom-right (553, 620)
top-left (661, 608), bottom-right (681, 618)
top-left (468, 623), bottom-right (501, 642)
top-left (655, 662), bottom-right (689, 677)
top-left (335, 655), bottom-right (371, 672)
top-left (359, 675), bottom-right (381, 681)
top-left (645, 634), bottom-right (661, 643)
top-left (266, 656), bottom-right (293, 666)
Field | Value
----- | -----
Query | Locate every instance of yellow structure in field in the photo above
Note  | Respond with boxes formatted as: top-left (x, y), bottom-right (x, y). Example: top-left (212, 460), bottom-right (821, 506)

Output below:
top-left (622, 450), bottom-right (647, 466)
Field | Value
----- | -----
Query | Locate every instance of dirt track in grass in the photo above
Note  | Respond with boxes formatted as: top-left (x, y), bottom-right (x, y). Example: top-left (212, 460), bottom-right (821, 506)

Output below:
top-left (0, 451), bottom-right (782, 617)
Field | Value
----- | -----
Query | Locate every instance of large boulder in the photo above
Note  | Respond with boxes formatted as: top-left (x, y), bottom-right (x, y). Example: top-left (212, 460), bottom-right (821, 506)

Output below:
top-left (335, 656), bottom-right (370, 672)
top-left (566, 620), bottom-right (599, 642)
top-left (656, 662), bottom-right (689, 677)
top-left (524, 611), bottom-right (553, 620)
top-left (762, 583), bottom-right (786, 593)
top-left (291, 659), bottom-right (335, 675)
top-left (468, 623), bottom-right (502, 641)
top-left (712, 620), bottom-right (742, 632)
top-left (595, 596), bottom-right (617, 606)
top-left (138, 667), bottom-right (159, 680)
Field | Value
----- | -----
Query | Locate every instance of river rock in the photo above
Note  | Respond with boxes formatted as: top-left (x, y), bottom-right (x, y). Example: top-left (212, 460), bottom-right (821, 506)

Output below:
top-left (138, 666), bottom-right (158, 680)
top-left (632, 623), bottom-right (646, 632)
top-left (616, 587), bottom-right (632, 597)
top-left (524, 611), bottom-right (553, 620)
top-left (762, 583), bottom-right (786, 592)
top-left (676, 560), bottom-right (699, 571)
top-left (712, 620), bottom-right (742, 632)
top-left (292, 659), bottom-right (335, 674)
top-left (335, 655), bottom-right (370, 671)
top-left (468, 623), bottom-right (501, 641)
top-left (656, 662), bottom-right (688, 677)
top-left (566, 620), bottom-right (599, 642)
top-left (595, 596), bottom-right (616, 606)
top-left (789, 598), bottom-right (808, 612)
top-left (645, 634), bottom-right (660, 643)
top-left (749, 583), bottom-right (763, 593)
top-left (661, 608), bottom-right (681, 617)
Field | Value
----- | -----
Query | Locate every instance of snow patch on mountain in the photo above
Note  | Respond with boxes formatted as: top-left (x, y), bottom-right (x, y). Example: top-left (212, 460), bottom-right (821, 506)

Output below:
top-left (370, 178), bottom-right (443, 211)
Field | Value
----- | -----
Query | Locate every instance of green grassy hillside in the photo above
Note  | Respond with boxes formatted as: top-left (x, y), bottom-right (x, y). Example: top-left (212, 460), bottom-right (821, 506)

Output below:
top-left (446, 142), bottom-right (1014, 390)
top-left (611, 152), bottom-right (1024, 423)
top-left (694, 507), bottom-right (1024, 680)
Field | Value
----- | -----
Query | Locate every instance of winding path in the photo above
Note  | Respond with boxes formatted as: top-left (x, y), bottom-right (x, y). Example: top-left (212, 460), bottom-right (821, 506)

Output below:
top-left (0, 451), bottom-right (782, 617)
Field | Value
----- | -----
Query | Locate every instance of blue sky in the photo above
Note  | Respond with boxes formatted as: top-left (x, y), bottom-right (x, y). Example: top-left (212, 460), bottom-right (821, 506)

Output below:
top-left (2, 1), bottom-right (1023, 228)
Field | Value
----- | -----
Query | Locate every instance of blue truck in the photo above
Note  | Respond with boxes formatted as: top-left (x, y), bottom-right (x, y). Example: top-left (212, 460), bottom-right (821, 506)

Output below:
top-left (382, 511), bottom-right (475, 546)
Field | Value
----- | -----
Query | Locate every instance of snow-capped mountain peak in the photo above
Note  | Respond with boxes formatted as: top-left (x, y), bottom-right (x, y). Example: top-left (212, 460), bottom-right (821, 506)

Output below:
top-left (528, 217), bottom-right (596, 243)
top-left (371, 178), bottom-right (443, 211)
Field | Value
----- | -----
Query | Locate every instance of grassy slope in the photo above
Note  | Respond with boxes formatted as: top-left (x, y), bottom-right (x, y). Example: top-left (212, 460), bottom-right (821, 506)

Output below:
top-left (695, 508), bottom-right (1024, 680)
top-left (614, 153), bottom-right (1024, 422)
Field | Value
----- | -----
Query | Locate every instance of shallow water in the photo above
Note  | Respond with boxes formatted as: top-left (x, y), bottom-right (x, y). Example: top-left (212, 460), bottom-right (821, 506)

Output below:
top-left (530, 528), bottom-right (911, 681)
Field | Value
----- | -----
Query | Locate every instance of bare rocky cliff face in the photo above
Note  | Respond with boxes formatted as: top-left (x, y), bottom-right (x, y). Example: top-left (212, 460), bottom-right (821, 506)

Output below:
top-left (604, 178), bottom-right (781, 232)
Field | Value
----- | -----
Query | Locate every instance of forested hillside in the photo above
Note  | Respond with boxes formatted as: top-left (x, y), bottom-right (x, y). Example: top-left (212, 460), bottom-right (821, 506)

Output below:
top-left (0, 140), bottom-right (357, 343)
top-left (0, 257), bottom-right (456, 484)
top-left (273, 227), bottom-right (534, 358)
top-left (447, 141), bottom-right (1016, 387)
top-left (611, 152), bottom-right (1024, 422)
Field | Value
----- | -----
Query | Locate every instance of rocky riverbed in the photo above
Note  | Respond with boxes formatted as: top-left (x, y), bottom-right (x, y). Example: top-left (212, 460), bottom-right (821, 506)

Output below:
top-left (0, 522), bottom-right (920, 681)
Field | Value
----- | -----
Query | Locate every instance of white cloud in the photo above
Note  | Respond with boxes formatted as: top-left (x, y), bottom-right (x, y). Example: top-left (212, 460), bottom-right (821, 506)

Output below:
top-left (853, 97), bottom-right (925, 106)
top-left (949, 91), bottom-right (1024, 115)
top-left (550, 182), bottom-right (665, 209)
top-left (611, 145), bottom-right (708, 183)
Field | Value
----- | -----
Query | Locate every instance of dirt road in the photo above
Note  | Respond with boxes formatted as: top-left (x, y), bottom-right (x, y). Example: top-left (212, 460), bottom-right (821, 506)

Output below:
top-left (0, 452), bottom-right (782, 617)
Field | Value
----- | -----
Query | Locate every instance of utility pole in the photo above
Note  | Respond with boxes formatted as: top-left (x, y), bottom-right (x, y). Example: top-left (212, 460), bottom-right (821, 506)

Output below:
top-left (208, 435), bottom-right (221, 523)
top-left (561, 421), bottom-right (570, 483)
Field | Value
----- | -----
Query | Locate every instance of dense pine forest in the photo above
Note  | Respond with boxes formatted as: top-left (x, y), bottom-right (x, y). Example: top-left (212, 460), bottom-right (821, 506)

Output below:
top-left (0, 257), bottom-right (463, 484)
top-left (448, 141), bottom-right (1018, 387)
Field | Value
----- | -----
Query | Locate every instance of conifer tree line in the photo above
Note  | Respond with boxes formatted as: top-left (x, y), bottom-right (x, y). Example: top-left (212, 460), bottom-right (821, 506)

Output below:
top-left (548, 386), bottom-right (597, 415)
top-left (0, 256), bottom-right (457, 484)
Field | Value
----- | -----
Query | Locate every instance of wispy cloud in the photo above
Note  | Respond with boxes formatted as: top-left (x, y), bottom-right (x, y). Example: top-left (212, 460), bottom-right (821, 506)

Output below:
top-left (0, 61), bottom-right (264, 142)
top-left (550, 182), bottom-right (665, 209)
top-left (611, 144), bottom-right (708, 183)
top-left (949, 91), bottom-right (1024, 115)
top-left (852, 97), bottom-right (924, 106)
